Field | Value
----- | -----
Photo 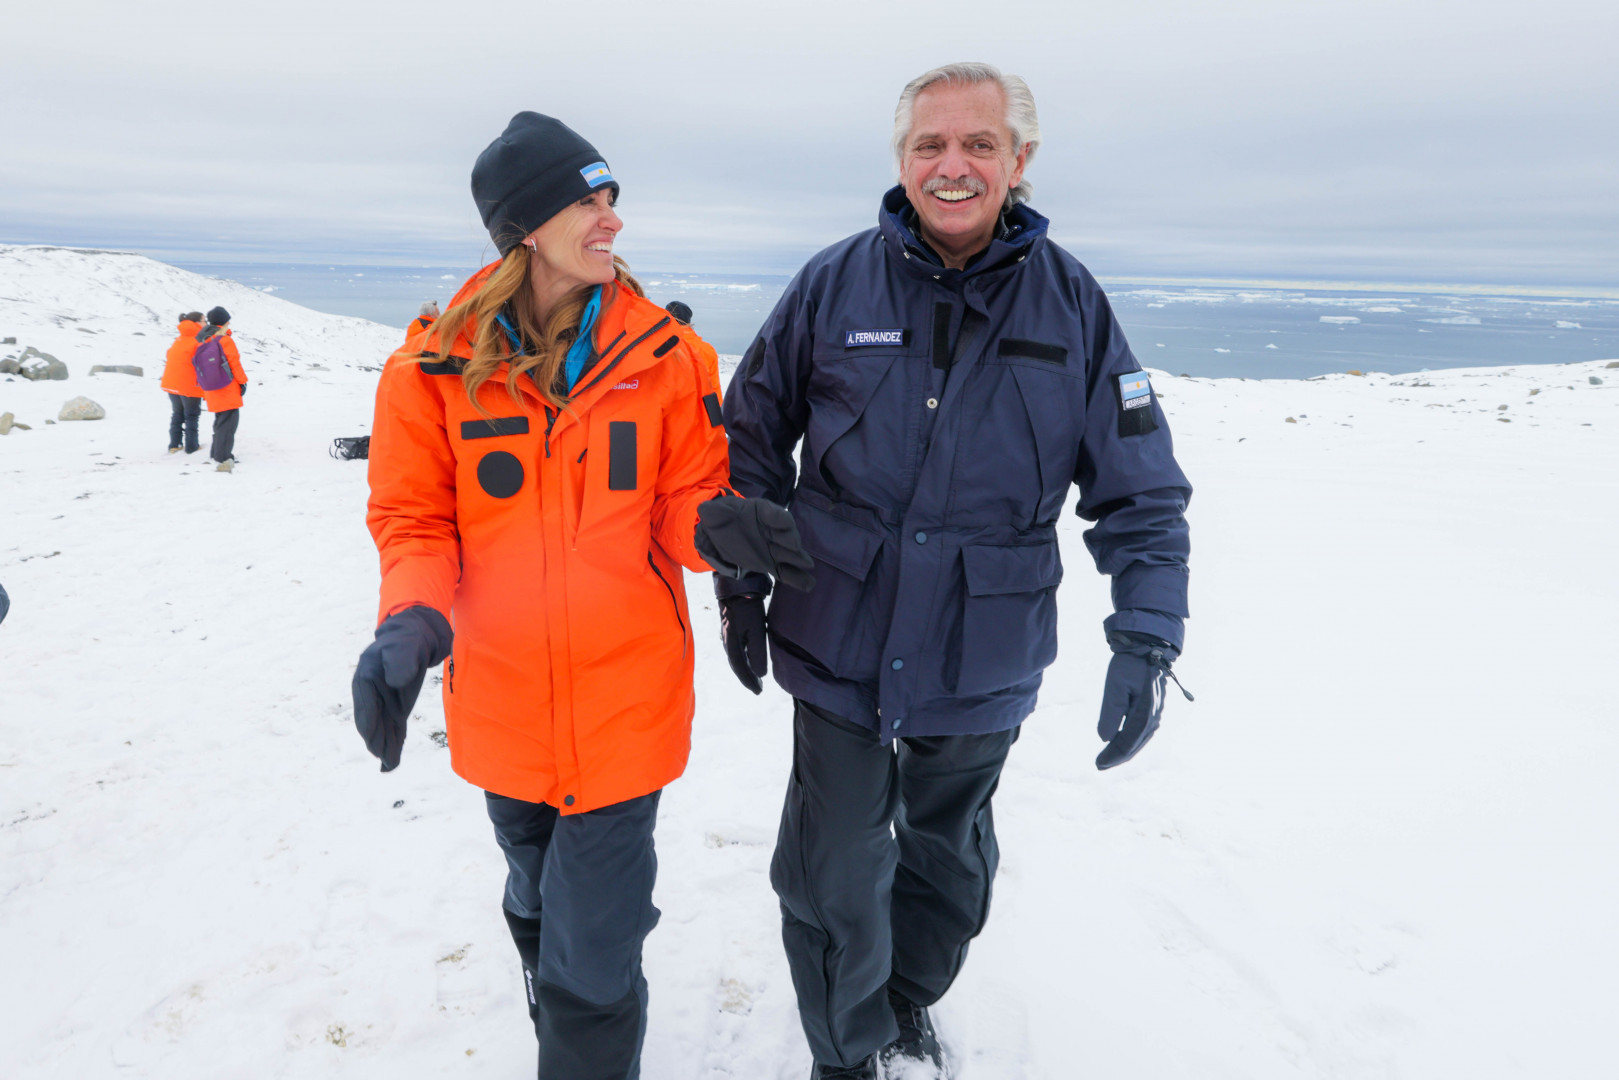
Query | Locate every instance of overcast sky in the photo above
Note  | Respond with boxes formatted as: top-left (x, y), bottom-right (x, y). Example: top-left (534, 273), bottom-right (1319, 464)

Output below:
top-left (3, 0), bottom-right (1615, 285)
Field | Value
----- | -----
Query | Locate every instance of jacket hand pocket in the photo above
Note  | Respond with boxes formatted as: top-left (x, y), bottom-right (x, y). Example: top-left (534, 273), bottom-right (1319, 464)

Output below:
top-left (955, 542), bottom-right (1063, 696)
top-left (766, 497), bottom-right (884, 681)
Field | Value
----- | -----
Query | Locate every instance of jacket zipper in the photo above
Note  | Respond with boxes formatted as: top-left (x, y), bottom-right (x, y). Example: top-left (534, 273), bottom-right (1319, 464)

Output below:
top-left (447, 657), bottom-right (454, 693)
top-left (544, 406), bottom-right (557, 456)
top-left (646, 552), bottom-right (688, 657)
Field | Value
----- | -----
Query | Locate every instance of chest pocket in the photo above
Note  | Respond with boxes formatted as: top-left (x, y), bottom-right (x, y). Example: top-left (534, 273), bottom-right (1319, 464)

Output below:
top-left (457, 416), bottom-right (532, 500)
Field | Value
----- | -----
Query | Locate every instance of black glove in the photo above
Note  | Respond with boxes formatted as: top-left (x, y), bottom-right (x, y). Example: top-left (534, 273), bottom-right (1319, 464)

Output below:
top-left (0, 582), bottom-right (9, 626)
top-left (719, 594), bottom-right (768, 694)
top-left (1095, 632), bottom-right (1192, 771)
top-left (238, 383), bottom-right (247, 398)
top-left (352, 605), bottom-right (453, 771)
top-left (695, 495), bottom-right (815, 592)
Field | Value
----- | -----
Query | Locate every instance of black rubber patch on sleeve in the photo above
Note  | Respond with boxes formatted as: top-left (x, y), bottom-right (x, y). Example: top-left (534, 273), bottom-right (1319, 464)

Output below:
top-left (998, 339), bottom-right (1068, 365)
top-left (652, 335), bottom-right (680, 358)
top-left (1113, 375), bottom-right (1160, 437)
top-left (702, 393), bottom-right (723, 428)
top-left (932, 302), bottom-right (953, 370)
top-left (742, 336), bottom-right (767, 377)
top-left (418, 358), bottom-right (465, 376)
top-left (608, 421), bottom-right (638, 490)
top-left (476, 451), bottom-right (524, 498)
top-left (460, 416), bottom-right (530, 439)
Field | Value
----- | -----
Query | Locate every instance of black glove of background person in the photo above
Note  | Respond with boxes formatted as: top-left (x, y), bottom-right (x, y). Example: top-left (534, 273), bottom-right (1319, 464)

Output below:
top-left (352, 605), bottom-right (453, 772)
top-left (1095, 631), bottom-right (1192, 771)
top-left (719, 594), bottom-right (769, 694)
top-left (0, 582), bottom-right (9, 626)
top-left (695, 495), bottom-right (815, 591)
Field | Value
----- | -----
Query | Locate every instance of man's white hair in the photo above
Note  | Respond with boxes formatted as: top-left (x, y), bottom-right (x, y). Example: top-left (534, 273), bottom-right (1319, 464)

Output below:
top-left (892, 62), bottom-right (1041, 206)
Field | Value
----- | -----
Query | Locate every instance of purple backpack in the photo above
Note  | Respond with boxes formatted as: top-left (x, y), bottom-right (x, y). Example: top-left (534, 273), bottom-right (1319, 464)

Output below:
top-left (191, 334), bottom-right (233, 391)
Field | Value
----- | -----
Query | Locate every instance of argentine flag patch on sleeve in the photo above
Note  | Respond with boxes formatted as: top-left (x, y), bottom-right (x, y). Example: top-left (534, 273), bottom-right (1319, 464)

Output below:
top-left (1119, 372), bottom-right (1153, 410)
top-left (1116, 370), bottom-right (1159, 437)
top-left (580, 162), bottom-right (614, 188)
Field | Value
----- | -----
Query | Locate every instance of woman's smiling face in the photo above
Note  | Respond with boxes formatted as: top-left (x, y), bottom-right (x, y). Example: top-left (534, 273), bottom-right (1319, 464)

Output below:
top-left (524, 187), bottom-right (622, 296)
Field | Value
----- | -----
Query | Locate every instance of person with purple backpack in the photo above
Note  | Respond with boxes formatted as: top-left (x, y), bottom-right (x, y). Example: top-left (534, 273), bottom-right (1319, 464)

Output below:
top-left (192, 306), bottom-right (249, 472)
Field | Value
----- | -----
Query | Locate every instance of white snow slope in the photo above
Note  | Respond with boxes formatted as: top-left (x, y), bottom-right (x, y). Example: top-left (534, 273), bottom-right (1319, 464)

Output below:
top-left (2, 246), bottom-right (1616, 1079)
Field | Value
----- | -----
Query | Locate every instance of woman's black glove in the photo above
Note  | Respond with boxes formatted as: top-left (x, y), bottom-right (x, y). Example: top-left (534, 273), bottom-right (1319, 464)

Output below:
top-left (352, 605), bottom-right (453, 771)
top-left (719, 594), bottom-right (769, 694)
top-left (695, 496), bottom-right (815, 591)
top-left (0, 582), bottom-right (9, 626)
top-left (1095, 631), bottom-right (1192, 771)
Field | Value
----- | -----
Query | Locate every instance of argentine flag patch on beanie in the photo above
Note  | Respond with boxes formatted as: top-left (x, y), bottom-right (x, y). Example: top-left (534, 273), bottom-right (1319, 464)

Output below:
top-left (580, 162), bottom-right (614, 187)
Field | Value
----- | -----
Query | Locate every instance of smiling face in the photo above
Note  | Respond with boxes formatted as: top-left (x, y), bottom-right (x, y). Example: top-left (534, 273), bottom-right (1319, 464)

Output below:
top-left (523, 188), bottom-right (622, 312)
top-left (898, 80), bottom-right (1028, 269)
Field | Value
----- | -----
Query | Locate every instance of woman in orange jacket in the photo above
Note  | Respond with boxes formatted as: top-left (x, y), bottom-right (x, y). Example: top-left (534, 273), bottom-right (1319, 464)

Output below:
top-left (351, 112), bottom-right (811, 1080)
top-left (161, 311), bottom-right (205, 453)
top-left (195, 307), bottom-right (248, 472)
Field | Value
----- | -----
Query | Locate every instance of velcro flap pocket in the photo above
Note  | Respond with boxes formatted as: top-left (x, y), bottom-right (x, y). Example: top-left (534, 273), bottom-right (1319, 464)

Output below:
top-left (962, 542), bottom-right (1063, 597)
top-left (608, 421), bottom-right (637, 490)
top-left (792, 497), bottom-right (883, 582)
top-left (460, 416), bottom-right (529, 439)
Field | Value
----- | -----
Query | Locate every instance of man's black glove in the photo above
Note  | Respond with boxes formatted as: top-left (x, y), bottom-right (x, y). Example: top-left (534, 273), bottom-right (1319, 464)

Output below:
top-left (719, 593), bottom-right (768, 694)
top-left (1096, 631), bottom-right (1192, 771)
top-left (352, 605), bottom-right (453, 772)
top-left (695, 495), bottom-right (815, 592)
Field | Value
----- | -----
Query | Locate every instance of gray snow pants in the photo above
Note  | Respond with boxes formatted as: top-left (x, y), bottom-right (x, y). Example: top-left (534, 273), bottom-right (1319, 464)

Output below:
top-left (771, 698), bottom-right (1017, 1068)
top-left (485, 789), bottom-right (661, 1080)
top-left (209, 408), bottom-right (239, 463)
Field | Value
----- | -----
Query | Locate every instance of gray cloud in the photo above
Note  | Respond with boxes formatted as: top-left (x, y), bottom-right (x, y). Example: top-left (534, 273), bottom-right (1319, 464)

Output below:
top-left (2, 0), bottom-right (1614, 284)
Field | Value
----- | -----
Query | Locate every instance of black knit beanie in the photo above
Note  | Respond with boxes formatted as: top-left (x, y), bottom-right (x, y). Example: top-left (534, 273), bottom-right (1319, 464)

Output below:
top-left (206, 306), bottom-right (231, 326)
top-left (472, 112), bottom-right (619, 255)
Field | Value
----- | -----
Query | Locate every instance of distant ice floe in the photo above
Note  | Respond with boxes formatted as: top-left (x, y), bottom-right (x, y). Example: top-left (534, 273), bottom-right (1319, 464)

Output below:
top-left (1556, 320), bottom-right (1583, 329)
top-left (1320, 316), bottom-right (1360, 324)
top-left (1214, 348), bottom-right (1231, 353)
top-left (1422, 315), bottom-right (1482, 325)
top-left (1266, 343), bottom-right (1279, 349)
top-left (1362, 306), bottom-right (1402, 313)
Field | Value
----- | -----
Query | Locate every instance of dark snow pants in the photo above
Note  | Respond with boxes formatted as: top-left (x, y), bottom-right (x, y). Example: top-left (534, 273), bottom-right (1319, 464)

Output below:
top-left (771, 698), bottom-right (1017, 1068)
top-left (167, 393), bottom-right (201, 452)
top-left (486, 789), bottom-right (661, 1080)
top-left (209, 408), bottom-right (239, 463)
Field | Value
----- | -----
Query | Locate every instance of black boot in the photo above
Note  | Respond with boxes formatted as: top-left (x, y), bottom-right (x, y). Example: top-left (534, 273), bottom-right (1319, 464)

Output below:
top-left (878, 987), bottom-right (948, 1077)
top-left (811, 1056), bottom-right (877, 1079)
top-left (501, 906), bottom-right (543, 1042)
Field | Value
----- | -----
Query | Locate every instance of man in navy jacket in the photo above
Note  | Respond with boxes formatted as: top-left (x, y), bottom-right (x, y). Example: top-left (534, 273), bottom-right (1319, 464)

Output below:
top-left (718, 62), bottom-right (1193, 1079)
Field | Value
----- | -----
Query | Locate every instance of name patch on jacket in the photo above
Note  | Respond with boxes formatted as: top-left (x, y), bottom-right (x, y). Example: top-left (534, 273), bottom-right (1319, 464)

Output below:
top-left (1115, 372), bottom-right (1159, 437)
top-left (844, 329), bottom-right (908, 348)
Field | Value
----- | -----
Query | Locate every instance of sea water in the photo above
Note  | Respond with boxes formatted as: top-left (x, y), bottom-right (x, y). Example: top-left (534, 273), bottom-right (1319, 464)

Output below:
top-left (175, 261), bottom-right (1618, 378)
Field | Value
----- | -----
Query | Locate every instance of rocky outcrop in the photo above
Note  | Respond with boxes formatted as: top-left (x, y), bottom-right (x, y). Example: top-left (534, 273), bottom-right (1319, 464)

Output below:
top-left (58, 396), bottom-right (106, 421)
top-left (7, 346), bottom-right (69, 380)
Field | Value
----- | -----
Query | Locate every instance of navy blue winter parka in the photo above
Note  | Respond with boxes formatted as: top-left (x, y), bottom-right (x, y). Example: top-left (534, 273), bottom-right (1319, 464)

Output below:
top-left (722, 188), bottom-right (1191, 740)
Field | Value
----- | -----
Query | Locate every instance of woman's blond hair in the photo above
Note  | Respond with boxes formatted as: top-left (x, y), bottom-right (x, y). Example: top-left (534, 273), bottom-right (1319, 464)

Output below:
top-left (428, 246), bottom-right (643, 414)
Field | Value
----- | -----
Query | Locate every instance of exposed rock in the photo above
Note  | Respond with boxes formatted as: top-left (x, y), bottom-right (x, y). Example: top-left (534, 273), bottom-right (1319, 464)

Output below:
top-left (1590, 376), bottom-right (1605, 386)
top-left (1285, 416), bottom-right (1297, 423)
top-left (90, 365), bottom-right (144, 377)
top-left (1346, 369), bottom-right (1365, 376)
top-left (18, 347), bottom-right (69, 381)
top-left (0, 358), bottom-right (18, 375)
top-left (11, 421), bottom-right (31, 430)
top-left (1607, 361), bottom-right (1619, 369)
top-left (2, 336), bottom-right (15, 344)
top-left (58, 396), bottom-right (106, 421)
top-left (0, 411), bottom-right (12, 434)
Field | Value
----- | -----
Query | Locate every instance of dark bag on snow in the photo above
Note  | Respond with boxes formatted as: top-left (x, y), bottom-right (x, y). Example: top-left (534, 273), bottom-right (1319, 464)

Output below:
top-left (331, 436), bottom-right (370, 460)
top-left (191, 336), bottom-right (234, 391)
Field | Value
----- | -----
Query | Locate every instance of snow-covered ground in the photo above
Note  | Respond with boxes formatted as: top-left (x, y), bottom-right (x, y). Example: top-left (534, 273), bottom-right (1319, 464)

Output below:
top-left (2, 246), bottom-right (1616, 1078)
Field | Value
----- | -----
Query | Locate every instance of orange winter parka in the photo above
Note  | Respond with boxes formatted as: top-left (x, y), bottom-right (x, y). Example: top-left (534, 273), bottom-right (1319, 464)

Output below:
top-left (404, 314), bottom-right (436, 345)
top-left (366, 266), bottom-right (732, 814)
top-left (161, 319), bottom-right (205, 396)
top-left (198, 328), bottom-right (248, 412)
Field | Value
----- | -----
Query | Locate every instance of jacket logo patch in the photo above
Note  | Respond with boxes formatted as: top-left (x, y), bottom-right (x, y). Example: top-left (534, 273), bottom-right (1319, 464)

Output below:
top-left (461, 416), bottom-right (529, 439)
top-left (998, 338), bottom-right (1068, 365)
top-left (844, 329), bottom-right (908, 348)
top-left (1119, 373), bottom-right (1153, 410)
top-left (611, 380), bottom-right (640, 390)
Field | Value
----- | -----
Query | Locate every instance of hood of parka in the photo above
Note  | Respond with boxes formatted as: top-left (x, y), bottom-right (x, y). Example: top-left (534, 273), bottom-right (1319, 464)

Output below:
top-left (878, 184), bottom-right (1048, 284)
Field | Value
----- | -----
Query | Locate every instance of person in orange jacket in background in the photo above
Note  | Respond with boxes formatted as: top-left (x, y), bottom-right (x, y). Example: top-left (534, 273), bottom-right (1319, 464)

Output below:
top-left (161, 311), bottom-right (206, 454)
top-left (196, 307), bottom-right (248, 472)
top-left (350, 112), bottom-right (813, 1080)
top-left (404, 300), bottom-right (439, 344)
